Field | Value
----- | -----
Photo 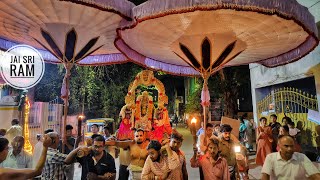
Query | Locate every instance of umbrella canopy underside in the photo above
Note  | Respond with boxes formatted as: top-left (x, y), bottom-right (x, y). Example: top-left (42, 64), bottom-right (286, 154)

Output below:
top-left (0, 0), bottom-right (318, 74)
top-left (0, 0), bottom-right (134, 65)
top-left (116, 0), bottom-right (319, 76)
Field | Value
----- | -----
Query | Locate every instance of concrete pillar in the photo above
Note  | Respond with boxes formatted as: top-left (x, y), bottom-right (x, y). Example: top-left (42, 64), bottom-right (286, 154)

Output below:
top-left (309, 63), bottom-right (320, 112)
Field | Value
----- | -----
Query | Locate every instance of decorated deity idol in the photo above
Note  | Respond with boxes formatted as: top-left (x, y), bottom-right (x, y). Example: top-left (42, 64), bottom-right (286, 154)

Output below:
top-left (134, 91), bottom-right (153, 131)
top-left (150, 104), bottom-right (172, 142)
top-left (122, 70), bottom-right (170, 141)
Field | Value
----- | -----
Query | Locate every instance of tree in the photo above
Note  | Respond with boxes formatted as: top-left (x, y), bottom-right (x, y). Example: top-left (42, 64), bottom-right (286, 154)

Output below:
top-left (34, 63), bottom-right (142, 120)
top-left (67, 63), bottom-right (142, 119)
top-left (185, 77), bottom-right (202, 114)
top-left (34, 63), bottom-right (63, 102)
top-left (208, 65), bottom-right (251, 118)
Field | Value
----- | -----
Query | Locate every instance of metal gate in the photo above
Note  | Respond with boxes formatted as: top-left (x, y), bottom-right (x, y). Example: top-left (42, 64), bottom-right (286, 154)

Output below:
top-left (257, 87), bottom-right (318, 147)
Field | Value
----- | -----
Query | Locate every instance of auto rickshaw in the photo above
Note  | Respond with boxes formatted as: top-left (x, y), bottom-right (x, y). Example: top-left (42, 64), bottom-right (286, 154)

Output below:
top-left (84, 118), bottom-right (115, 138)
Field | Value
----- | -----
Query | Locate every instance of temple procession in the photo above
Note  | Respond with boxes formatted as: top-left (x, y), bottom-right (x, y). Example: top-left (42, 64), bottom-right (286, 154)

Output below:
top-left (0, 0), bottom-right (320, 179)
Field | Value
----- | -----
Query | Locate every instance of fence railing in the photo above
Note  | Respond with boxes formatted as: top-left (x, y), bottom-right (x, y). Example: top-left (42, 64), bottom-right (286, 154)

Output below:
top-left (257, 87), bottom-right (318, 147)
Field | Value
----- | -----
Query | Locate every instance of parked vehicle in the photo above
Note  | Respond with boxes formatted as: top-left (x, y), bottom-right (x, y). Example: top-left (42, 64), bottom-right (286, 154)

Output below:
top-left (84, 118), bottom-right (114, 138)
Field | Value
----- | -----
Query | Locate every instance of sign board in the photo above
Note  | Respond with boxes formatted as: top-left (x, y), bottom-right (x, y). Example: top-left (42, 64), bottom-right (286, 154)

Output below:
top-left (308, 109), bottom-right (320, 124)
top-left (269, 103), bottom-right (275, 113)
top-left (221, 116), bottom-right (240, 139)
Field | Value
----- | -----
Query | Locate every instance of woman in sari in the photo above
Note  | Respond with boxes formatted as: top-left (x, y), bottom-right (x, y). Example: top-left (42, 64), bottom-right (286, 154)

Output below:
top-left (256, 117), bottom-right (273, 166)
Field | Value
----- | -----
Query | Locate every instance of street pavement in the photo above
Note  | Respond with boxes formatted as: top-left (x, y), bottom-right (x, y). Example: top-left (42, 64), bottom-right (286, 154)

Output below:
top-left (73, 124), bottom-right (263, 179)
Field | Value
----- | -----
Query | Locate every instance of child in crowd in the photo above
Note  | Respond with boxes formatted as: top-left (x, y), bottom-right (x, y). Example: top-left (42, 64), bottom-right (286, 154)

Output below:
top-left (239, 117), bottom-right (247, 146)
top-left (288, 121), bottom-right (301, 137)
top-left (277, 125), bottom-right (301, 152)
top-left (212, 124), bottom-right (220, 138)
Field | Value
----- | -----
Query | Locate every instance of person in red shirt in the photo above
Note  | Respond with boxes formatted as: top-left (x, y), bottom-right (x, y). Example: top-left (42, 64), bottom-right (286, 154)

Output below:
top-left (191, 138), bottom-right (230, 180)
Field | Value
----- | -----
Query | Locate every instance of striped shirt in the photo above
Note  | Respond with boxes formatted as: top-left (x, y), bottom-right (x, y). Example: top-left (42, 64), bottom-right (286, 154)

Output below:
top-left (170, 150), bottom-right (187, 180)
top-left (141, 151), bottom-right (180, 180)
top-left (41, 147), bottom-right (67, 180)
top-left (0, 149), bottom-right (32, 168)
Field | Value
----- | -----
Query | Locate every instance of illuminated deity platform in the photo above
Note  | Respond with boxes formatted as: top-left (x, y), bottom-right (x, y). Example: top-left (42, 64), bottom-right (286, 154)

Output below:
top-left (117, 70), bottom-right (172, 142)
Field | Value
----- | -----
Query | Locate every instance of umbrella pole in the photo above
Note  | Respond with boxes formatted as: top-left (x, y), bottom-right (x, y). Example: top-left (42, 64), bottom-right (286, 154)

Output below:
top-left (62, 66), bottom-right (71, 154)
top-left (202, 76), bottom-right (210, 130)
top-left (203, 105), bottom-right (206, 130)
top-left (62, 77), bottom-right (69, 154)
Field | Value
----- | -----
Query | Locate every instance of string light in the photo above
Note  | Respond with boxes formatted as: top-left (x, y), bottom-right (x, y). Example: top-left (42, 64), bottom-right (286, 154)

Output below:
top-left (24, 96), bottom-right (33, 154)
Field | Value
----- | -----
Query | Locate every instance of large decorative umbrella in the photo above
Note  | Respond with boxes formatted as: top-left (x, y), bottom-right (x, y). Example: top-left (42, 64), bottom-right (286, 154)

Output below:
top-left (116, 0), bottom-right (319, 129)
top-left (0, 0), bottom-right (134, 152)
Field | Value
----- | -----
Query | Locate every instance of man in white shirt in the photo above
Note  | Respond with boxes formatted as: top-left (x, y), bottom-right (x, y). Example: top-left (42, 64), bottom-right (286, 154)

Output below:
top-left (33, 134), bottom-right (43, 180)
top-left (288, 121), bottom-right (301, 137)
top-left (0, 135), bottom-right (52, 180)
top-left (0, 136), bottom-right (32, 169)
top-left (197, 123), bottom-right (214, 154)
top-left (5, 119), bottom-right (22, 143)
top-left (262, 135), bottom-right (320, 180)
top-left (33, 134), bottom-right (43, 168)
top-left (196, 122), bottom-right (204, 137)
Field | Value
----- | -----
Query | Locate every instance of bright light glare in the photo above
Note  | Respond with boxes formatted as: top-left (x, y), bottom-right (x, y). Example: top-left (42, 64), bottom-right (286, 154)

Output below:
top-left (191, 117), bottom-right (197, 124)
top-left (234, 146), bottom-right (241, 153)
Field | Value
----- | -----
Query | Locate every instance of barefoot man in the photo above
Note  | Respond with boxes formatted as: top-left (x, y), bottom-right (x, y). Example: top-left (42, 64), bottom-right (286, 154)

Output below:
top-left (106, 129), bottom-right (149, 180)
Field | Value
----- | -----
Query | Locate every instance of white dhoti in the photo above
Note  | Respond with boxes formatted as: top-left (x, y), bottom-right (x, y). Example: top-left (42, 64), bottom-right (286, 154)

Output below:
top-left (128, 164), bottom-right (143, 180)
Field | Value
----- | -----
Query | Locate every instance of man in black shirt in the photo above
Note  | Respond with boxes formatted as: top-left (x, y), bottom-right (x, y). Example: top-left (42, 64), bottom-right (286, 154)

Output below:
top-left (59, 125), bottom-right (81, 180)
top-left (59, 125), bottom-right (76, 154)
top-left (65, 135), bottom-right (116, 180)
top-left (269, 114), bottom-right (281, 152)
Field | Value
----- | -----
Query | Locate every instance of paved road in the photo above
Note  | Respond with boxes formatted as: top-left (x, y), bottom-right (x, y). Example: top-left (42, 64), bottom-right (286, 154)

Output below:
top-left (73, 124), bottom-right (263, 179)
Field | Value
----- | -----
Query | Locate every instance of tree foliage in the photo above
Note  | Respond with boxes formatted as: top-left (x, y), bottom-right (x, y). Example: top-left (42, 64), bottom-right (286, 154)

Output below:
top-left (208, 65), bottom-right (251, 118)
top-left (68, 63), bottom-right (142, 119)
top-left (183, 66), bottom-right (250, 118)
top-left (185, 78), bottom-right (202, 114)
top-left (34, 63), bottom-right (63, 102)
top-left (34, 63), bottom-right (142, 120)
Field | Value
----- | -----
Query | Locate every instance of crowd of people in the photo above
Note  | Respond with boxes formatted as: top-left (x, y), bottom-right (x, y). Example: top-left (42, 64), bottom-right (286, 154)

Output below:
top-left (254, 115), bottom-right (304, 166)
top-left (1, 116), bottom-right (320, 180)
